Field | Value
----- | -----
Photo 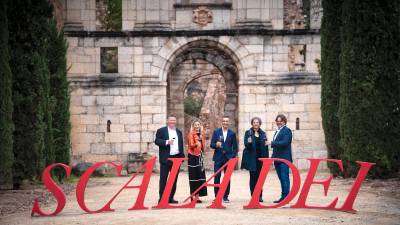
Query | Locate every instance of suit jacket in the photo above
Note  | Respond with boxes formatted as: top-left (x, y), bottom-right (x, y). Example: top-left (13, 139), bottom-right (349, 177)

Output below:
top-left (271, 126), bottom-right (293, 162)
top-left (154, 126), bottom-right (185, 164)
top-left (210, 128), bottom-right (238, 165)
top-left (187, 130), bottom-right (206, 156)
top-left (241, 128), bottom-right (269, 171)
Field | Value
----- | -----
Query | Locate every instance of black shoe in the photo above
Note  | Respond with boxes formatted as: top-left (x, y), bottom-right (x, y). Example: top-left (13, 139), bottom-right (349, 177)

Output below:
top-left (223, 197), bottom-right (230, 203)
top-left (273, 198), bottom-right (284, 203)
top-left (169, 199), bottom-right (178, 204)
top-left (259, 198), bottom-right (264, 203)
top-left (196, 199), bottom-right (202, 203)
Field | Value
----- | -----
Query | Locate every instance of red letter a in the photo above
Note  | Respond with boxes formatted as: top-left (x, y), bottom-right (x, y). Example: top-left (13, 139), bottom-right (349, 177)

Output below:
top-left (153, 157), bottom-right (197, 209)
top-left (183, 157), bottom-right (238, 209)
top-left (76, 158), bottom-right (156, 213)
top-left (31, 163), bottom-right (71, 216)
top-left (109, 156), bottom-right (156, 210)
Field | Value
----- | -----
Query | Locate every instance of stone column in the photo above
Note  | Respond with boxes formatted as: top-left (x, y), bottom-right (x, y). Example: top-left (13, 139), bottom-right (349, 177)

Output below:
top-left (134, 0), bottom-right (171, 30)
top-left (64, 0), bottom-right (85, 31)
top-left (234, 0), bottom-right (272, 28)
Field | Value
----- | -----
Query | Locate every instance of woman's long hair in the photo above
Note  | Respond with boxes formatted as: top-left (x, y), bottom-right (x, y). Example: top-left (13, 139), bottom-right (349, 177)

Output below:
top-left (190, 120), bottom-right (203, 134)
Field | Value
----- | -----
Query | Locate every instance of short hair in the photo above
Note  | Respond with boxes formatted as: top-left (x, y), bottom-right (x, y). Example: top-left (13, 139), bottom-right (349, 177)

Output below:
top-left (167, 114), bottom-right (176, 119)
top-left (275, 114), bottom-right (287, 124)
top-left (251, 117), bottom-right (262, 125)
top-left (222, 116), bottom-right (230, 120)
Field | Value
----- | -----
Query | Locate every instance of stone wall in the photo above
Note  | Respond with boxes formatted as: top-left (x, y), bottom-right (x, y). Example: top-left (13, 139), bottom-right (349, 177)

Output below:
top-left (66, 33), bottom-right (324, 170)
top-left (63, 0), bottom-right (321, 31)
top-left (238, 83), bottom-right (326, 170)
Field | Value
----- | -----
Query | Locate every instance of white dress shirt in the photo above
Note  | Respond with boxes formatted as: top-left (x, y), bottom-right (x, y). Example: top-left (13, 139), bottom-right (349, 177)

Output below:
top-left (273, 125), bottom-right (285, 141)
top-left (222, 129), bottom-right (228, 142)
top-left (167, 127), bottom-right (179, 155)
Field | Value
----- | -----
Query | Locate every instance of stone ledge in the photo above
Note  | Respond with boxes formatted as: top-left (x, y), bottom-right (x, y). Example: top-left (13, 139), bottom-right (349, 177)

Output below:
top-left (240, 72), bottom-right (321, 85)
top-left (173, 3), bottom-right (232, 9)
top-left (65, 28), bottom-right (320, 38)
top-left (68, 75), bottom-right (167, 88)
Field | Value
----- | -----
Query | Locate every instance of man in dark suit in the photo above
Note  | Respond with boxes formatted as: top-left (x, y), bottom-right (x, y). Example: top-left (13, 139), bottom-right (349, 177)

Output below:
top-left (210, 116), bottom-right (238, 203)
top-left (154, 115), bottom-right (185, 203)
top-left (270, 114), bottom-right (293, 203)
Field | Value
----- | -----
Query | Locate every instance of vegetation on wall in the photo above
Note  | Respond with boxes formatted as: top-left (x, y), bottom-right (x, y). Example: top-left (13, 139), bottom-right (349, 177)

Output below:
top-left (184, 96), bottom-right (203, 117)
top-left (104, 0), bottom-right (122, 31)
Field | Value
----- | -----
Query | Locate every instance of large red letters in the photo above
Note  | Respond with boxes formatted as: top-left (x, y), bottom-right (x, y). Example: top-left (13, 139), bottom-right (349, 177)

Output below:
top-left (153, 158), bottom-right (197, 209)
top-left (31, 163), bottom-right (71, 216)
top-left (76, 158), bottom-right (156, 213)
top-left (243, 158), bottom-right (301, 209)
top-left (185, 157), bottom-right (238, 209)
top-left (32, 158), bottom-right (375, 216)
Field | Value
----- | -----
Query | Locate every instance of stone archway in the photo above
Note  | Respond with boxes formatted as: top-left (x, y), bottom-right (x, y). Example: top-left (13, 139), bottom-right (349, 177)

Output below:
top-left (165, 40), bottom-right (240, 170)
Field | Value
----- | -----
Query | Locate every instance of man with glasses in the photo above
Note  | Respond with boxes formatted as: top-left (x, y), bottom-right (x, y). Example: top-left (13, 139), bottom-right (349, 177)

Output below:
top-left (270, 114), bottom-right (292, 203)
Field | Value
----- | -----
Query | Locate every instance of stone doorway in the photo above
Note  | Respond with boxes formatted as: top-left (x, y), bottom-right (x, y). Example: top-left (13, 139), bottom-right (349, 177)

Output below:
top-left (166, 40), bottom-right (239, 170)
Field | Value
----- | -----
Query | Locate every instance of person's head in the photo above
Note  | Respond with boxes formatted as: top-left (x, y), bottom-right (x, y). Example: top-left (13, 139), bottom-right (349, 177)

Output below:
top-left (275, 114), bottom-right (287, 128)
top-left (191, 120), bottom-right (202, 132)
top-left (221, 116), bottom-right (230, 129)
top-left (167, 114), bottom-right (177, 129)
top-left (251, 117), bottom-right (262, 130)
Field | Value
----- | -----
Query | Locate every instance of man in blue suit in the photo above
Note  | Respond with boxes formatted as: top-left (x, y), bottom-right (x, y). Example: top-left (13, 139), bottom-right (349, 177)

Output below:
top-left (154, 115), bottom-right (185, 203)
top-left (210, 116), bottom-right (238, 203)
top-left (271, 114), bottom-right (293, 203)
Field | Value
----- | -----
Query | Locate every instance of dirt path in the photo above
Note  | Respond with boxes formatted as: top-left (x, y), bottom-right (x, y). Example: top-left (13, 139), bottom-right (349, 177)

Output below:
top-left (1, 171), bottom-right (399, 225)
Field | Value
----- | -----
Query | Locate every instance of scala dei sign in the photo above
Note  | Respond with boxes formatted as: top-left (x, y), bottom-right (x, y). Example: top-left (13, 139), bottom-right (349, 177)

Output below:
top-left (31, 157), bottom-right (375, 216)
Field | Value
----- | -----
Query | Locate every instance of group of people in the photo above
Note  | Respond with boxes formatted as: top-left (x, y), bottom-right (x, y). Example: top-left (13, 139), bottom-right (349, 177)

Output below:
top-left (154, 114), bottom-right (292, 204)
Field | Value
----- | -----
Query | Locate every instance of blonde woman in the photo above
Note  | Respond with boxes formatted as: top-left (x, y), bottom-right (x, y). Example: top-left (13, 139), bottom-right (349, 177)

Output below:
top-left (187, 120), bottom-right (208, 202)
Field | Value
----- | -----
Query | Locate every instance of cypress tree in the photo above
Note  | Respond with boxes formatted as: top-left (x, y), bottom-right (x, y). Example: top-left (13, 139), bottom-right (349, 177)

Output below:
top-left (339, 0), bottom-right (400, 177)
top-left (320, 0), bottom-right (343, 175)
top-left (47, 20), bottom-right (71, 180)
top-left (0, 0), bottom-right (15, 190)
top-left (8, 0), bottom-right (54, 186)
top-left (31, 52), bottom-right (49, 177)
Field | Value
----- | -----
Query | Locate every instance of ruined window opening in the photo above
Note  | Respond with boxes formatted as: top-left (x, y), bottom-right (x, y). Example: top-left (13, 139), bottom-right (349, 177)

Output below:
top-left (101, 47), bottom-right (118, 73)
top-left (296, 118), bottom-right (300, 130)
top-left (107, 120), bottom-right (111, 132)
top-left (96, 0), bottom-right (122, 31)
top-left (288, 44), bottom-right (306, 71)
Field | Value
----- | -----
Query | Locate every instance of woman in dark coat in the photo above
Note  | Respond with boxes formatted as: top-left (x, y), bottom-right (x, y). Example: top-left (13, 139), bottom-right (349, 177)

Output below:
top-left (241, 117), bottom-right (269, 202)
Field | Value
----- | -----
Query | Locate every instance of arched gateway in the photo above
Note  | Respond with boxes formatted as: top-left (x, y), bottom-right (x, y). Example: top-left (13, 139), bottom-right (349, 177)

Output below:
top-left (162, 39), bottom-right (242, 170)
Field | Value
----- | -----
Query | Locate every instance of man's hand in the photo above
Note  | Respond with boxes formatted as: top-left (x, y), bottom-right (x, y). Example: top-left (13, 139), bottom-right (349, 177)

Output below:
top-left (247, 137), bottom-right (252, 143)
top-left (216, 141), bottom-right (222, 148)
top-left (167, 139), bottom-right (175, 145)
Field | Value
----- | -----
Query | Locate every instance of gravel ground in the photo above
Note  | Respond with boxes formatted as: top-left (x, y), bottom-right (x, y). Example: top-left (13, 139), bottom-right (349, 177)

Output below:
top-left (0, 171), bottom-right (399, 225)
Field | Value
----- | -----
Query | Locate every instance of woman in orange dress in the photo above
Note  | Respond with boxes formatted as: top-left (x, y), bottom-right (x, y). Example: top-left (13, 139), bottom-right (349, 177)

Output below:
top-left (187, 120), bottom-right (208, 202)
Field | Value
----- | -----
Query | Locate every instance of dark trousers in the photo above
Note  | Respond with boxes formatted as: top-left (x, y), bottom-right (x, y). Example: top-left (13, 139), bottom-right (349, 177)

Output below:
top-left (249, 159), bottom-right (263, 199)
top-left (214, 160), bottom-right (230, 198)
top-left (159, 155), bottom-right (181, 200)
top-left (274, 161), bottom-right (290, 199)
